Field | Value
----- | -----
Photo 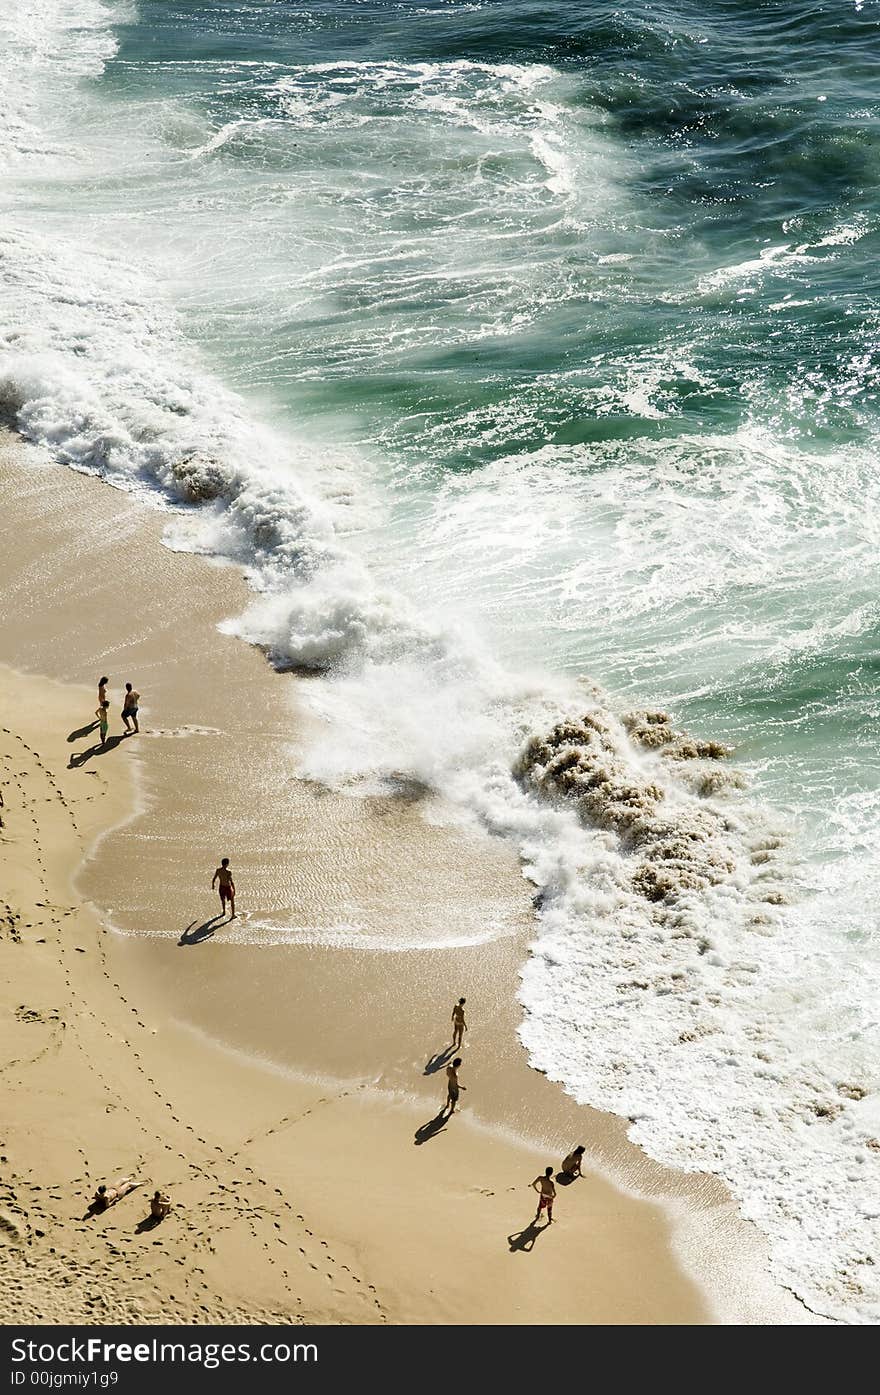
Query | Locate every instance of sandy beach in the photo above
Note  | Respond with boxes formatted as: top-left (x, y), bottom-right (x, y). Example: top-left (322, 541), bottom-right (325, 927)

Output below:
top-left (0, 432), bottom-right (816, 1324)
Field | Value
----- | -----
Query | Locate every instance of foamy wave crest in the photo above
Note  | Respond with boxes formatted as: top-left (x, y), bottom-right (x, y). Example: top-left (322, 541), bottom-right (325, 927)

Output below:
top-left (6, 0), bottom-right (879, 1325)
top-left (0, 221), bottom-right (417, 671)
top-left (296, 651), bottom-right (880, 1321)
top-left (517, 709), bottom-right (754, 906)
top-left (515, 706), bottom-right (880, 1323)
top-left (0, 0), bottom-right (131, 169)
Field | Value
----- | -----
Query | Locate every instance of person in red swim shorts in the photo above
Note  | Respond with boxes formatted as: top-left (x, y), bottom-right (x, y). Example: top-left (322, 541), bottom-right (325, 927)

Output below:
top-left (532, 1166), bottom-right (556, 1224)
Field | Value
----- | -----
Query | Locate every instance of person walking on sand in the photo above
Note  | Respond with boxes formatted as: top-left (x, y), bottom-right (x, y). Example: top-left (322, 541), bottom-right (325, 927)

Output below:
top-left (121, 682), bottom-right (140, 734)
top-left (561, 1145), bottom-right (585, 1180)
top-left (212, 857), bottom-right (236, 919)
top-left (95, 700), bottom-right (110, 748)
top-left (532, 1166), bottom-right (556, 1224)
top-left (445, 1057), bottom-right (465, 1114)
top-left (451, 997), bottom-right (467, 1049)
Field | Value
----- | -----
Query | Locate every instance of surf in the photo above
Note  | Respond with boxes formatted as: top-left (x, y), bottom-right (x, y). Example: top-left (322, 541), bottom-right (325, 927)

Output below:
top-left (3, 0), bottom-right (880, 1322)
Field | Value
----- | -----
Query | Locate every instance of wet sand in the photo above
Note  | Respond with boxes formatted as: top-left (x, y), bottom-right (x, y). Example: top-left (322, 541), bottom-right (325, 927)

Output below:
top-left (0, 430), bottom-right (816, 1322)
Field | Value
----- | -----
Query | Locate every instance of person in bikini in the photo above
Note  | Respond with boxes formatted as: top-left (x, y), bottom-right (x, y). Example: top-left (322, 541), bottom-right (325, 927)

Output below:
top-left (560, 1145), bottom-right (585, 1180)
top-left (532, 1166), bottom-right (556, 1223)
top-left (121, 682), bottom-right (140, 734)
top-left (95, 701), bottom-right (110, 748)
top-left (212, 857), bottom-right (236, 918)
top-left (451, 997), bottom-right (467, 1050)
top-left (96, 677), bottom-right (109, 740)
top-left (445, 1057), bottom-right (465, 1114)
top-left (92, 1176), bottom-right (140, 1211)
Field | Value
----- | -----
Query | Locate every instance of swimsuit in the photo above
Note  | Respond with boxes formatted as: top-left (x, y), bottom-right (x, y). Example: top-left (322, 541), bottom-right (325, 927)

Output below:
top-left (538, 1193), bottom-right (553, 1211)
top-left (219, 883), bottom-right (233, 902)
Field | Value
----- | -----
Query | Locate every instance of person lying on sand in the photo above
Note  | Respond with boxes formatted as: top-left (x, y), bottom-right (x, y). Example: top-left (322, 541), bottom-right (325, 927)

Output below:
top-left (92, 1176), bottom-right (141, 1211)
top-left (560, 1145), bottom-right (585, 1180)
top-left (150, 1189), bottom-right (171, 1220)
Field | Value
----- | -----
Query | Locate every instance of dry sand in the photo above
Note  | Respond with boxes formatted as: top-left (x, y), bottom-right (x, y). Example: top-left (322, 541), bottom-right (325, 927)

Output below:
top-left (0, 432), bottom-right (816, 1323)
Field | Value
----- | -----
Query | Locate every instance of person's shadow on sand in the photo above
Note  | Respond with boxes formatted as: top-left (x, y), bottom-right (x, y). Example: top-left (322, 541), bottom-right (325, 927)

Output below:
top-left (135, 1214), bottom-right (162, 1234)
top-left (68, 734), bottom-right (126, 768)
top-left (178, 915), bottom-right (224, 947)
top-left (67, 721), bottom-right (98, 743)
top-left (423, 1045), bottom-right (455, 1075)
top-left (507, 1219), bottom-right (549, 1253)
top-left (414, 1110), bottom-right (449, 1145)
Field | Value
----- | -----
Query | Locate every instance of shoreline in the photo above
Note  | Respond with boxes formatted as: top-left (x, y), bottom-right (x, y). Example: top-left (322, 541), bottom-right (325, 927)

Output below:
top-left (0, 429), bottom-right (816, 1323)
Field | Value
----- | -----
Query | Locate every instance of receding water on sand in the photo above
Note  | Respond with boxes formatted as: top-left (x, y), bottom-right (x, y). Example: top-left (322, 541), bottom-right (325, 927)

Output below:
top-left (3, 0), bottom-right (880, 1321)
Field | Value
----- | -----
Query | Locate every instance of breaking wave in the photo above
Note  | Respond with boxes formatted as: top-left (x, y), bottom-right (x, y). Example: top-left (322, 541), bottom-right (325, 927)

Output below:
top-left (3, 0), bottom-right (880, 1324)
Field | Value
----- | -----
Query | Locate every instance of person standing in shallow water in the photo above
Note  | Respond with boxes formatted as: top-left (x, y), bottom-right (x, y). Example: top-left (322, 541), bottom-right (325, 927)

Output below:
top-left (212, 857), bottom-right (236, 919)
top-left (121, 682), bottom-right (140, 734)
top-left (445, 1057), bottom-right (465, 1114)
top-left (451, 997), bottom-right (467, 1050)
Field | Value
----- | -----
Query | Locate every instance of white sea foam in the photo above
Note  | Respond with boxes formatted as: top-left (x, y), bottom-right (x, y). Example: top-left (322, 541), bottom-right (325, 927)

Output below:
top-left (0, 0), bottom-right (130, 168)
top-left (4, 0), bottom-right (880, 1324)
top-left (180, 918), bottom-right (519, 953)
top-left (696, 216), bottom-right (875, 299)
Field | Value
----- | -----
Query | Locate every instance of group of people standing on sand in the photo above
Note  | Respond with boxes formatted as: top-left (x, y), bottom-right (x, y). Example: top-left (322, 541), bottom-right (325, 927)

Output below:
top-left (440, 998), bottom-right (587, 1227)
top-left (93, 673), bottom-right (236, 921)
top-left (95, 678), bottom-right (236, 923)
top-left (95, 675), bottom-right (140, 746)
top-left (85, 676), bottom-right (586, 1237)
top-left (442, 998), bottom-right (468, 1114)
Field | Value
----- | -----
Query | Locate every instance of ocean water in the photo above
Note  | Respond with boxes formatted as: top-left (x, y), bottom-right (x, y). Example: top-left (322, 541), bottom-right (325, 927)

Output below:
top-left (2, 0), bottom-right (880, 1321)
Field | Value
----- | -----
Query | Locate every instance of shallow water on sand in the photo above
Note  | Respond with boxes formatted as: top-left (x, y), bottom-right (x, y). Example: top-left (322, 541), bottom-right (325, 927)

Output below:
top-left (3, 1), bottom-right (880, 1320)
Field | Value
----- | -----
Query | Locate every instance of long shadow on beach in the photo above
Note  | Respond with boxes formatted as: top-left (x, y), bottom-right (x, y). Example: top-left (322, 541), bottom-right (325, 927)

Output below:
top-left (423, 1045), bottom-right (455, 1075)
top-left (414, 1109), bottom-right (450, 1145)
top-left (178, 915), bottom-right (225, 947)
top-left (67, 734), bottom-right (126, 768)
top-left (135, 1214), bottom-right (162, 1234)
top-left (507, 1219), bottom-right (549, 1253)
top-left (67, 721), bottom-right (99, 743)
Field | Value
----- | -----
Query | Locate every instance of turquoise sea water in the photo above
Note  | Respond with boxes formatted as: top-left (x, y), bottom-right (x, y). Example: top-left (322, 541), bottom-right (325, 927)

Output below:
top-left (3, 0), bottom-right (880, 1320)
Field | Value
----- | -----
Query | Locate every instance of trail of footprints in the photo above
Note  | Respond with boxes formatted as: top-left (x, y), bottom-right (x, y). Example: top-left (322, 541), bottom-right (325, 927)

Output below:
top-left (1, 731), bottom-right (386, 1322)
